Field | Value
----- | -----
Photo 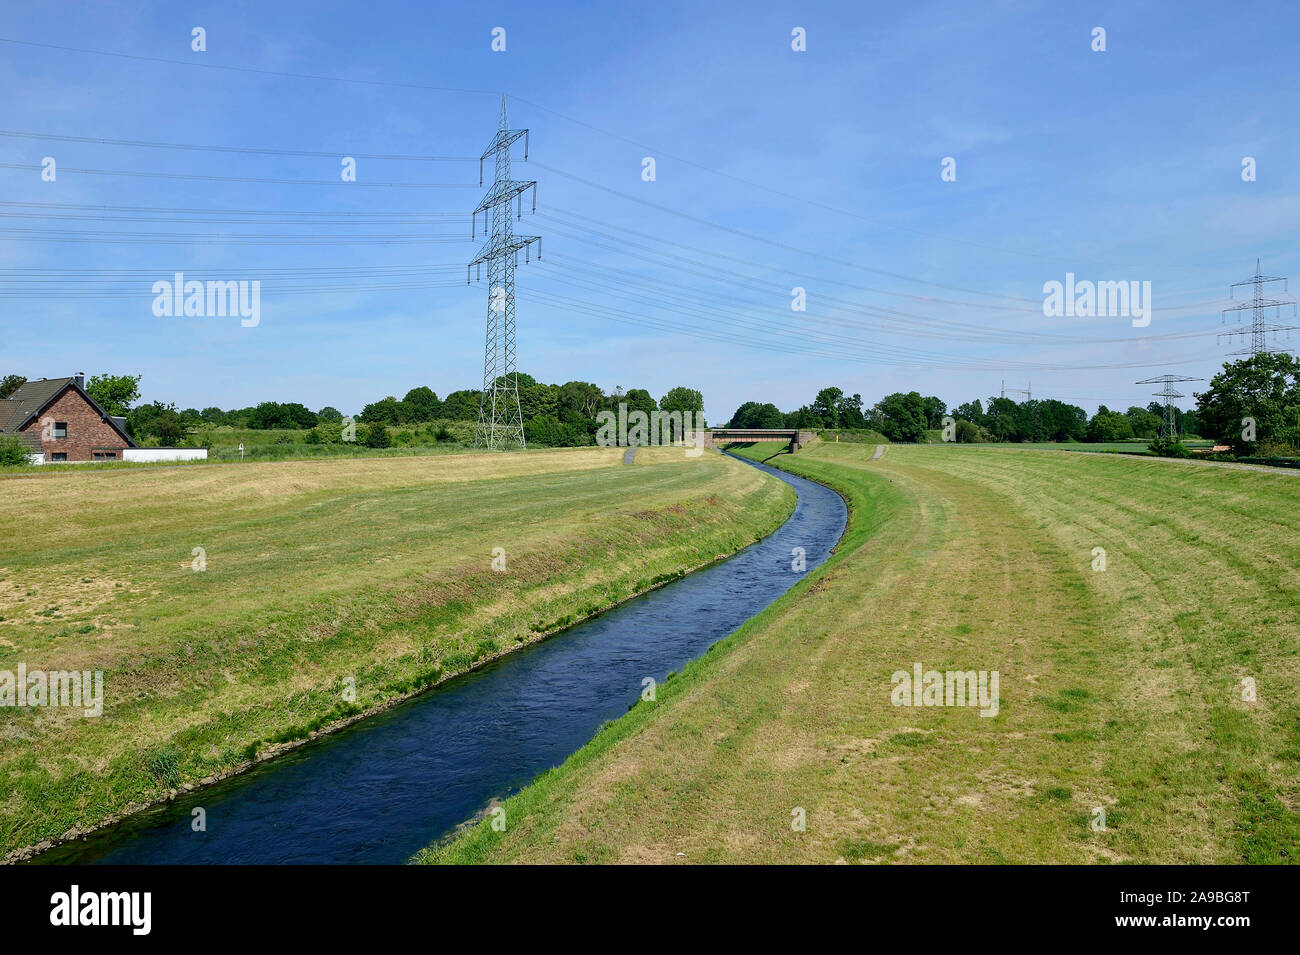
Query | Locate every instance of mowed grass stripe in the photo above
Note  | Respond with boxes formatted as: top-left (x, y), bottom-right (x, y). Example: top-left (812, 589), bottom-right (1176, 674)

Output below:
top-left (919, 447), bottom-right (1300, 862)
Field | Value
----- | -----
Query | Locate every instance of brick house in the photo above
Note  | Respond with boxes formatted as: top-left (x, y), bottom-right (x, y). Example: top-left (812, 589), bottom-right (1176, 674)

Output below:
top-left (0, 373), bottom-right (135, 463)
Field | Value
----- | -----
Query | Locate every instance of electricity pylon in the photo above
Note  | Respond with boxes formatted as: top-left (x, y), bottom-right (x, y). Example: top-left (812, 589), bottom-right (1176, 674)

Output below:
top-left (1136, 374), bottom-right (1200, 440)
top-left (1000, 379), bottom-right (1031, 400)
top-left (1220, 259), bottom-right (1297, 357)
top-left (470, 95), bottom-right (540, 450)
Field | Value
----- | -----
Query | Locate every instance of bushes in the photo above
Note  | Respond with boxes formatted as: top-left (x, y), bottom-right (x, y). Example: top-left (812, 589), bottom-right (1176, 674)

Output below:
top-left (524, 414), bottom-right (589, 447)
top-left (364, 422), bottom-right (392, 449)
top-left (0, 435), bottom-right (31, 466)
top-left (955, 419), bottom-right (982, 443)
top-left (1147, 435), bottom-right (1190, 458)
top-left (128, 401), bottom-right (188, 445)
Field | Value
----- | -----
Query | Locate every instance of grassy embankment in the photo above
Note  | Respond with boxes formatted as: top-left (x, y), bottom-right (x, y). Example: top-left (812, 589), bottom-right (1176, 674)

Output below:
top-left (425, 441), bottom-right (1299, 864)
top-left (0, 446), bottom-right (794, 858)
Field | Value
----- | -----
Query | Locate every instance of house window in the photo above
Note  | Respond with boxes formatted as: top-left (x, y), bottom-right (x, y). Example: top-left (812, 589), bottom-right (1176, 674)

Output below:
top-left (51, 452), bottom-right (67, 462)
top-left (53, 422), bottom-right (67, 438)
top-left (93, 452), bottom-right (116, 461)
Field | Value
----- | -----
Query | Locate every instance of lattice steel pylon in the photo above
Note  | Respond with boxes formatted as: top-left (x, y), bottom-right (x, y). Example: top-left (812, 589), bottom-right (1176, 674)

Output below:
top-left (1000, 379), bottom-right (1031, 401)
top-left (1135, 374), bottom-right (1201, 441)
top-left (1220, 259), bottom-right (1298, 357)
top-left (469, 95), bottom-right (540, 450)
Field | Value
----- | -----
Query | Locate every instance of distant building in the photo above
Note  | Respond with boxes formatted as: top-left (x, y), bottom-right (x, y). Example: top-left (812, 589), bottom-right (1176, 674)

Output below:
top-left (0, 373), bottom-right (134, 463)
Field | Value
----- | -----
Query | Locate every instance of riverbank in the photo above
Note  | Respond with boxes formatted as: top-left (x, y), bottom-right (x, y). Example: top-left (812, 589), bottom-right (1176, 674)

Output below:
top-left (0, 446), bottom-right (795, 860)
top-left (423, 442), bottom-right (1300, 864)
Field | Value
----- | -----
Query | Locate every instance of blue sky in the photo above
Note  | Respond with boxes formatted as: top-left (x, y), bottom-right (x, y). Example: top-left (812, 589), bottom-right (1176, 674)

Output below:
top-left (2, 0), bottom-right (1297, 421)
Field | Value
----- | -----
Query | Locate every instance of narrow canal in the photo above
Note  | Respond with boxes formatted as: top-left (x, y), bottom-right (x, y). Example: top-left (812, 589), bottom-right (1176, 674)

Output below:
top-left (38, 454), bottom-right (846, 864)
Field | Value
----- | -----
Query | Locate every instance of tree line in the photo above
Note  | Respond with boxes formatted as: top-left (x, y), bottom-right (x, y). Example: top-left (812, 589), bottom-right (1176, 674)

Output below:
top-left (731, 386), bottom-right (1187, 444)
top-left (729, 355), bottom-right (1300, 455)
top-left (1, 371), bottom-right (707, 449)
top-left (8, 354), bottom-right (1296, 457)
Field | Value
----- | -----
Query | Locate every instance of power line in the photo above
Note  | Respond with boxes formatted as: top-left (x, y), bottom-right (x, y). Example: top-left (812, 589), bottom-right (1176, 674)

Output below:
top-left (0, 200), bottom-right (468, 218)
top-left (0, 228), bottom-right (470, 245)
top-left (0, 31), bottom-right (1271, 284)
top-left (0, 161), bottom-right (475, 188)
top-left (0, 36), bottom-right (1144, 267)
top-left (531, 159), bottom-right (1039, 305)
top-left (0, 129), bottom-right (475, 161)
top-left (0, 281), bottom-right (467, 300)
top-left (534, 207), bottom-right (1226, 315)
top-left (0, 264), bottom-right (463, 275)
top-left (536, 221), bottom-right (1230, 348)
top-left (520, 284), bottom-right (1224, 373)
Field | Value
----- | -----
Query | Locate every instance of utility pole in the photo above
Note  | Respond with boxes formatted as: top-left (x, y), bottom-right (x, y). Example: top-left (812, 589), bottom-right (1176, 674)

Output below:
top-left (1135, 375), bottom-right (1200, 441)
top-left (1220, 260), bottom-right (1297, 357)
top-left (470, 95), bottom-right (540, 450)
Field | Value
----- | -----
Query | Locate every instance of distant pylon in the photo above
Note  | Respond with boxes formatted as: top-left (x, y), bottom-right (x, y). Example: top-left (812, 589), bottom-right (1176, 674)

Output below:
top-left (470, 95), bottom-right (540, 450)
top-left (1220, 259), bottom-right (1297, 357)
top-left (1135, 374), bottom-right (1200, 440)
top-left (1001, 378), bottom-right (1031, 401)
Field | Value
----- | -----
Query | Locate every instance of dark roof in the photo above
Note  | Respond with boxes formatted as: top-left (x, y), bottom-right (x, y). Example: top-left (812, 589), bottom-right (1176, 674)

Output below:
top-left (0, 399), bottom-right (42, 452)
top-left (7, 377), bottom-right (74, 422)
top-left (0, 377), bottom-right (135, 447)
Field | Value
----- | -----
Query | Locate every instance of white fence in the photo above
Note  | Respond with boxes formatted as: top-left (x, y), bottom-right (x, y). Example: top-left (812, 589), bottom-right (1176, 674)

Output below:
top-left (122, 448), bottom-right (208, 463)
top-left (28, 448), bottom-right (208, 465)
top-left (122, 446), bottom-right (208, 462)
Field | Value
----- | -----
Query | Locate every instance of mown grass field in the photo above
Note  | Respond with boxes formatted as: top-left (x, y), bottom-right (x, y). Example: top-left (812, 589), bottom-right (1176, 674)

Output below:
top-left (426, 442), bottom-right (1300, 864)
top-left (0, 446), bottom-right (794, 858)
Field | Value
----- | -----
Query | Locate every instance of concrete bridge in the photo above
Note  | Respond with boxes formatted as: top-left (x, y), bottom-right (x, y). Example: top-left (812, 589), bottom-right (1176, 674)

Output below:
top-left (706, 428), bottom-right (817, 452)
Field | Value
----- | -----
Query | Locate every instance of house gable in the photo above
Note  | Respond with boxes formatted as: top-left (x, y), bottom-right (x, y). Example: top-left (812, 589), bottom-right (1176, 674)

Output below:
top-left (2, 377), bottom-right (136, 462)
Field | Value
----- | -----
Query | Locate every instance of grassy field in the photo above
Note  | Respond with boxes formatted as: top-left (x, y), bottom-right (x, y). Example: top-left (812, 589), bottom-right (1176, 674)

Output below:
top-left (425, 441), bottom-right (1300, 864)
top-left (0, 446), bottom-right (794, 858)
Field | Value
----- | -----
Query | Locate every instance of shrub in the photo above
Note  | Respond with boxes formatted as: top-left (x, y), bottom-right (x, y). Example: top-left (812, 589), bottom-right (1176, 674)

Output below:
top-left (0, 435), bottom-right (30, 466)
top-left (525, 414), bottom-right (587, 447)
top-left (1147, 435), bottom-right (1190, 458)
top-left (364, 422), bottom-right (391, 449)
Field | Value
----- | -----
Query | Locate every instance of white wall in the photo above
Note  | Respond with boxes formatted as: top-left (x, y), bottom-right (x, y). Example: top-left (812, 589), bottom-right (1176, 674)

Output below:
top-left (122, 448), bottom-right (208, 463)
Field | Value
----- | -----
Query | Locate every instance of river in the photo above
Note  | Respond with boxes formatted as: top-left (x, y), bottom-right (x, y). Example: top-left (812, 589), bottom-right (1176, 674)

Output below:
top-left (37, 453), bottom-right (846, 864)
